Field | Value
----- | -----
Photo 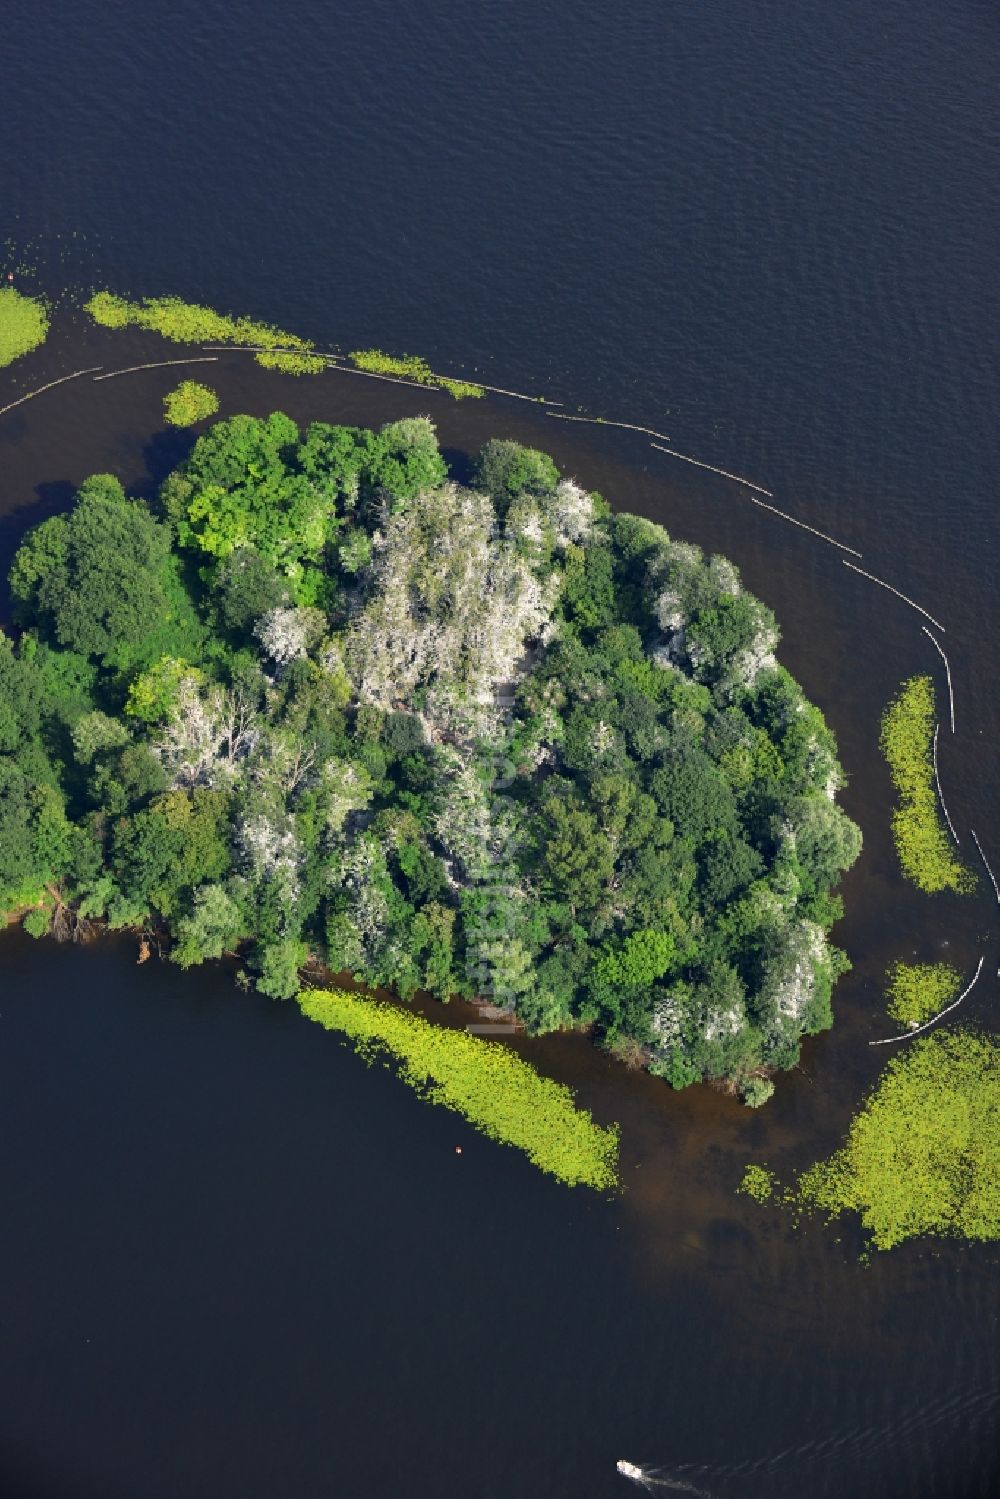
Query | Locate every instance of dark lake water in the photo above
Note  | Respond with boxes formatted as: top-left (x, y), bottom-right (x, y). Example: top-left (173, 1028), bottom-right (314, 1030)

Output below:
top-left (1, 2), bottom-right (998, 1495)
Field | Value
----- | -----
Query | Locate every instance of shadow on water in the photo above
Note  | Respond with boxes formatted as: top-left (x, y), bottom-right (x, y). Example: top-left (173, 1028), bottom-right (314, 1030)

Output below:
top-left (0, 480), bottom-right (75, 624)
top-left (140, 427), bottom-right (198, 496)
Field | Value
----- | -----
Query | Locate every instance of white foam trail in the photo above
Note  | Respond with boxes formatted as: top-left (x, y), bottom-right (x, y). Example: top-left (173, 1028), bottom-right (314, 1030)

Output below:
top-left (646, 1476), bottom-right (715, 1496)
top-left (616, 1465), bottom-right (715, 1496)
top-left (922, 626), bottom-right (955, 732)
top-left (640, 1386), bottom-right (1000, 1487)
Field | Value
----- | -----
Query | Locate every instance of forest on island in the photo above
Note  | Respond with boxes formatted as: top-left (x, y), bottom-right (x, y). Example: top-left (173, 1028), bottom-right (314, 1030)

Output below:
top-left (0, 412), bottom-right (861, 1099)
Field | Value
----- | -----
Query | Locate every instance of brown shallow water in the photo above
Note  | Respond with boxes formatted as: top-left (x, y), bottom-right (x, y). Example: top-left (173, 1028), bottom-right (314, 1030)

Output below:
top-left (0, 330), bottom-right (997, 1498)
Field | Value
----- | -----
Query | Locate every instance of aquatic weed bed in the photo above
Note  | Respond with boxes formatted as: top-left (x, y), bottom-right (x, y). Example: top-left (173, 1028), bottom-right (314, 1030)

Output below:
top-left (794, 1029), bottom-right (999, 1250)
top-left (0, 287), bottom-right (49, 367)
top-left (298, 987), bottom-right (620, 1190)
top-left (885, 960), bottom-right (961, 1028)
top-left (85, 291), bottom-right (326, 373)
top-left (880, 675), bottom-right (972, 894)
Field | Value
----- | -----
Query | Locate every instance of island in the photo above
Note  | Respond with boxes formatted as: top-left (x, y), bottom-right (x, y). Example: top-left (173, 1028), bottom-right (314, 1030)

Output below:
top-left (1, 411), bottom-right (861, 1105)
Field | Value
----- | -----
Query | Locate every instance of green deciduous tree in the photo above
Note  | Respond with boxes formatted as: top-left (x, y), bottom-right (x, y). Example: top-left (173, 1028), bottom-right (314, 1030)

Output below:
top-left (10, 476), bottom-right (175, 665)
top-left (212, 549), bottom-right (288, 635)
top-left (538, 795), bottom-right (615, 911)
top-left (474, 439), bottom-right (559, 513)
top-left (172, 884), bottom-right (245, 968)
top-left (112, 788), bottom-right (231, 917)
top-left (255, 937), bottom-right (309, 999)
top-left (0, 762), bottom-right (72, 899)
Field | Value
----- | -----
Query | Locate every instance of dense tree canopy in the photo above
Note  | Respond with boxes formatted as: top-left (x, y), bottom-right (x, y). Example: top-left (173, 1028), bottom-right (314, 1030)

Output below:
top-left (2, 413), bottom-right (861, 1099)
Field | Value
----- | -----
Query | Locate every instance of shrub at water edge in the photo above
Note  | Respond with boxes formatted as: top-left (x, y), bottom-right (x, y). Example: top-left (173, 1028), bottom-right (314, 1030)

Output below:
top-left (256, 350), bottom-right (327, 375)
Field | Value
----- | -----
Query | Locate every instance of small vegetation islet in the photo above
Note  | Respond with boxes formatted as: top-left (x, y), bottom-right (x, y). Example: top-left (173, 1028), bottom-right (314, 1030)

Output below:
top-left (163, 380), bottom-right (220, 427)
top-left (885, 960), bottom-right (961, 1029)
top-left (880, 675), bottom-right (973, 894)
top-left (299, 986), bottom-right (619, 1189)
top-left (0, 287), bottom-right (50, 367)
top-left (737, 1163), bottom-right (776, 1202)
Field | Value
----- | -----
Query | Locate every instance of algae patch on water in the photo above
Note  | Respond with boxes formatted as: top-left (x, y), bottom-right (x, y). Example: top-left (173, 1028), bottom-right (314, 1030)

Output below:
top-left (880, 675), bottom-right (973, 894)
top-left (349, 348), bottom-right (484, 399)
top-left (85, 291), bottom-right (325, 373)
top-left (885, 960), bottom-right (961, 1029)
top-left (795, 1030), bottom-right (1000, 1250)
top-left (163, 380), bottom-right (220, 427)
top-left (0, 287), bottom-right (49, 367)
top-left (298, 987), bottom-right (619, 1190)
top-left (737, 1163), bottom-right (776, 1202)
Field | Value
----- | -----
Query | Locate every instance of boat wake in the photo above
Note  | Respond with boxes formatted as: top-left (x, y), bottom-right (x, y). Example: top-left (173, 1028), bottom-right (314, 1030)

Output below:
top-left (616, 1461), bottom-right (716, 1495)
top-left (616, 1383), bottom-right (1000, 1493)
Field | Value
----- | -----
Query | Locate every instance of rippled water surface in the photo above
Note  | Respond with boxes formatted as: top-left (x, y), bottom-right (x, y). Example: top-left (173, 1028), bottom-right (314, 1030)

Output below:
top-left (1, 2), bottom-right (998, 1495)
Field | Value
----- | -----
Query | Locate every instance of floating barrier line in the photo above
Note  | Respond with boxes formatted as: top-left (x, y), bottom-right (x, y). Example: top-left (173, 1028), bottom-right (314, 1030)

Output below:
top-left (648, 441), bottom-right (774, 497)
top-left (970, 829), bottom-right (1000, 904)
top-left (433, 370), bottom-right (563, 405)
top-left (93, 357), bottom-right (219, 382)
top-left (0, 366), bottom-right (104, 419)
top-left (202, 344), bottom-right (550, 399)
top-left (327, 362), bottom-right (439, 391)
top-left (549, 411), bottom-right (673, 445)
top-left (932, 725), bottom-right (959, 845)
top-left (841, 560), bottom-right (946, 633)
top-left (200, 347), bottom-right (435, 391)
top-left (201, 343), bottom-right (335, 357)
top-left (922, 626), bottom-right (955, 733)
top-left (747, 494), bottom-right (862, 557)
top-left (869, 955), bottom-right (984, 1046)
